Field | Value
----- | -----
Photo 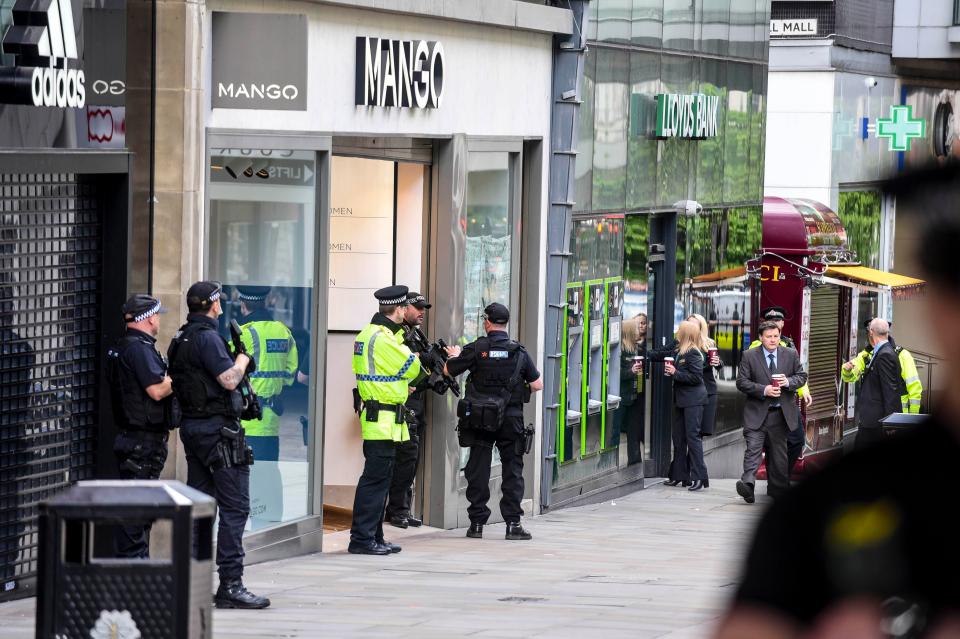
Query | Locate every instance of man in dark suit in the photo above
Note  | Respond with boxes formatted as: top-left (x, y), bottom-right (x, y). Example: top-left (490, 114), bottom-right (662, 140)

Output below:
top-left (847, 318), bottom-right (903, 450)
top-left (735, 321), bottom-right (808, 503)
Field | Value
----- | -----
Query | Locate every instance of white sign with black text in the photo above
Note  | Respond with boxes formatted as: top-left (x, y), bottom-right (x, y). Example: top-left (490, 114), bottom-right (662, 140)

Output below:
top-left (770, 19), bottom-right (818, 37)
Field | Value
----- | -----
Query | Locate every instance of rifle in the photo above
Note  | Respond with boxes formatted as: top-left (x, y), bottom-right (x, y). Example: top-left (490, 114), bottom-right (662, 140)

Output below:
top-left (403, 326), bottom-right (461, 397)
top-left (229, 319), bottom-right (264, 421)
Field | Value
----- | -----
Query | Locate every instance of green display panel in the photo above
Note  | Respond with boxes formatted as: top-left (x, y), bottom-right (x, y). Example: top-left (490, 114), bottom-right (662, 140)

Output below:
top-left (601, 277), bottom-right (624, 451)
top-left (582, 280), bottom-right (605, 457)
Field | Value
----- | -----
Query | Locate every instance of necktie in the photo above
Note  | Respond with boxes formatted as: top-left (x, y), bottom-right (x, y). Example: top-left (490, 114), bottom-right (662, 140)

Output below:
top-left (768, 353), bottom-right (780, 408)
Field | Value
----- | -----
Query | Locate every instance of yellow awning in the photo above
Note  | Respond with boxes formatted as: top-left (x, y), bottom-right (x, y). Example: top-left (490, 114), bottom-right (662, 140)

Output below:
top-left (825, 265), bottom-right (925, 296)
top-left (691, 266), bottom-right (746, 285)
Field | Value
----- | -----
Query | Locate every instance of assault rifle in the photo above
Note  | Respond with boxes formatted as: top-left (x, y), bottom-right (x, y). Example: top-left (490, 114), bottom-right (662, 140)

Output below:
top-left (403, 326), bottom-right (461, 397)
top-left (229, 319), bottom-right (264, 421)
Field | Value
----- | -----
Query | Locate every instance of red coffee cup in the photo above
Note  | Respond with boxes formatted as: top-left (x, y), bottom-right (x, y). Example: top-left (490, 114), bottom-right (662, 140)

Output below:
top-left (708, 348), bottom-right (718, 360)
top-left (664, 356), bottom-right (674, 375)
top-left (772, 373), bottom-right (787, 387)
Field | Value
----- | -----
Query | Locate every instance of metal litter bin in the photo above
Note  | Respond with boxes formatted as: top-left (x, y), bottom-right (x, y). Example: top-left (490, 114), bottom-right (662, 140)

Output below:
top-left (880, 412), bottom-right (929, 436)
top-left (35, 480), bottom-right (216, 639)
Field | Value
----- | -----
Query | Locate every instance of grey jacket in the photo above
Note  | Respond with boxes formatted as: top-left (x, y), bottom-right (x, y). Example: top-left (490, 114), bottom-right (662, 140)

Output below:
top-left (736, 345), bottom-right (808, 431)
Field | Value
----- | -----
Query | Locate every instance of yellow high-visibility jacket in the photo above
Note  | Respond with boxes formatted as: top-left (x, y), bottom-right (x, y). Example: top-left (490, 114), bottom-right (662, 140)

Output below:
top-left (240, 315), bottom-right (298, 437)
top-left (353, 318), bottom-right (421, 441)
top-left (841, 347), bottom-right (923, 414)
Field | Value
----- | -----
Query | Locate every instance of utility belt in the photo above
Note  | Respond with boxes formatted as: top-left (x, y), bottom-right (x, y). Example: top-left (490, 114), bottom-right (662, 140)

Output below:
top-left (260, 395), bottom-right (284, 416)
top-left (212, 423), bottom-right (255, 471)
top-left (119, 429), bottom-right (169, 444)
top-left (352, 389), bottom-right (411, 425)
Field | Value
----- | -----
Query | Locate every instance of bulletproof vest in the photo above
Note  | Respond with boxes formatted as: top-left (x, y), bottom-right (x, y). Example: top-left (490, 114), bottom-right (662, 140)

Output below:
top-left (167, 320), bottom-right (241, 419)
top-left (107, 333), bottom-right (168, 431)
top-left (465, 338), bottom-right (527, 407)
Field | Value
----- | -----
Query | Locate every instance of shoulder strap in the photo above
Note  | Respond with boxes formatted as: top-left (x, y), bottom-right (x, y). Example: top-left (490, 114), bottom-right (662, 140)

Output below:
top-left (505, 344), bottom-right (526, 392)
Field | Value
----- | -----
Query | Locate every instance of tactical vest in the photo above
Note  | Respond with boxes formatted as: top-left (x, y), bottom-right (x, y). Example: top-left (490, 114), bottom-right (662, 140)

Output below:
top-left (167, 321), bottom-right (242, 419)
top-left (107, 334), bottom-right (168, 431)
top-left (464, 338), bottom-right (528, 409)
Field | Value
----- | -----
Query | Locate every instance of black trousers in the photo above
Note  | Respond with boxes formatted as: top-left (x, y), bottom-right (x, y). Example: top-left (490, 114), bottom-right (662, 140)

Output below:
top-left (463, 416), bottom-right (525, 525)
top-left (113, 430), bottom-right (168, 559)
top-left (669, 405), bottom-right (707, 482)
top-left (180, 419), bottom-right (250, 581)
top-left (350, 439), bottom-right (396, 546)
top-left (386, 418), bottom-right (421, 519)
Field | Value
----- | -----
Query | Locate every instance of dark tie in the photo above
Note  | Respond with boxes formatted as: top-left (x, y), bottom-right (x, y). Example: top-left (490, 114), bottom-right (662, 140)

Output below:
top-left (768, 353), bottom-right (780, 408)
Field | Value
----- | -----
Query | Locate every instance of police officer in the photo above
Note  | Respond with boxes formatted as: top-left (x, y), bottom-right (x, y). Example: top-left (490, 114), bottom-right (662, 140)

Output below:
top-left (841, 319), bottom-right (923, 414)
top-left (444, 302), bottom-right (543, 540)
top-left (235, 285), bottom-right (299, 527)
top-left (751, 306), bottom-right (811, 473)
top-left (349, 285), bottom-right (423, 555)
top-left (107, 294), bottom-right (175, 559)
top-left (167, 281), bottom-right (270, 609)
top-left (386, 291), bottom-right (432, 529)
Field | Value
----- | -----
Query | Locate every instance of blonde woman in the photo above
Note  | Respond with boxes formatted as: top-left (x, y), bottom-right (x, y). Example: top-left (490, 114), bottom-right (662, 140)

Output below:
top-left (688, 313), bottom-right (721, 444)
top-left (663, 320), bottom-right (709, 491)
top-left (612, 317), bottom-right (644, 464)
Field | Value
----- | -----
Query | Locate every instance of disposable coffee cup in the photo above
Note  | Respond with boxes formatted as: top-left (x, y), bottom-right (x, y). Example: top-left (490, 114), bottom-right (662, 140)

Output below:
top-left (664, 357), bottom-right (674, 363)
top-left (772, 373), bottom-right (787, 387)
top-left (707, 348), bottom-right (718, 360)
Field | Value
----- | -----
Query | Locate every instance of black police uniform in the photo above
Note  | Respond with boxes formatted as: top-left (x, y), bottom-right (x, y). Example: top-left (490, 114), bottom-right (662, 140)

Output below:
top-left (447, 328), bottom-right (539, 531)
top-left (168, 312), bottom-right (252, 586)
top-left (108, 318), bottom-right (172, 558)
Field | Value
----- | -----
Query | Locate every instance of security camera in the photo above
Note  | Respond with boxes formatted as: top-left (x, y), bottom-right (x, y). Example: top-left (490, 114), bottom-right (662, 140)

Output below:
top-left (673, 199), bottom-right (703, 216)
top-left (864, 77), bottom-right (878, 88)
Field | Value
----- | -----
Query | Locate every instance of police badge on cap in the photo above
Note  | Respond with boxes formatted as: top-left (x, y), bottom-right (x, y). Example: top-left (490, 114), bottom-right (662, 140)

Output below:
top-left (374, 285), bottom-right (410, 305)
top-left (122, 294), bottom-right (167, 323)
top-left (407, 292), bottom-right (432, 309)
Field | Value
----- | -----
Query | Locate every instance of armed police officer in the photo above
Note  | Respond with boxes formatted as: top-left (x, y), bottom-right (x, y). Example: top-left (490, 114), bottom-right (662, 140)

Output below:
top-left (444, 303), bottom-right (543, 540)
top-left (167, 281), bottom-right (270, 609)
top-left (107, 294), bottom-right (176, 558)
top-left (386, 291), bottom-right (433, 529)
top-left (349, 286), bottom-right (423, 555)
top-left (235, 285), bottom-right (299, 528)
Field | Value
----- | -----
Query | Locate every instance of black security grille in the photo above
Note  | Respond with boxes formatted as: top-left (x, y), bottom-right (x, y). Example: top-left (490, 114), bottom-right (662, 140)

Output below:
top-left (770, 2), bottom-right (836, 38)
top-left (0, 173), bottom-right (102, 596)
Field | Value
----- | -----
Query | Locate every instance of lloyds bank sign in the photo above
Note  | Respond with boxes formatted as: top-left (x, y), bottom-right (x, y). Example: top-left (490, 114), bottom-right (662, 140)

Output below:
top-left (655, 93), bottom-right (720, 139)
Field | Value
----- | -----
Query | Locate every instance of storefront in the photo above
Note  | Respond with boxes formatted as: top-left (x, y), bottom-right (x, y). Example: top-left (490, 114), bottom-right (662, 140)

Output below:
top-left (0, 0), bottom-right (140, 599)
top-left (200, 2), bottom-right (570, 556)
top-left (546, 0), bottom-right (772, 506)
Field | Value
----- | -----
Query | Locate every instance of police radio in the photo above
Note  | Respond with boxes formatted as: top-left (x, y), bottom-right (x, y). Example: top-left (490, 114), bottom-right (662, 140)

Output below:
top-left (403, 326), bottom-right (461, 397)
top-left (229, 319), bottom-right (264, 421)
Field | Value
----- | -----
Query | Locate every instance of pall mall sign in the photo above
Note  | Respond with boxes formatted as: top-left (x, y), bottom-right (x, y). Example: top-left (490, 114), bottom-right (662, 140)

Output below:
top-left (356, 36), bottom-right (445, 109)
top-left (0, 0), bottom-right (86, 108)
top-left (770, 19), bottom-right (818, 37)
top-left (212, 12), bottom-right (307, 110)
top-left (655, 93), bottom-right (720, 139)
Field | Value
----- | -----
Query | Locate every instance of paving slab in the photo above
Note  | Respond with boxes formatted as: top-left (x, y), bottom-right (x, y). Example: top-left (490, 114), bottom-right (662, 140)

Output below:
top-left (0, 479), bottom-right (768, 638)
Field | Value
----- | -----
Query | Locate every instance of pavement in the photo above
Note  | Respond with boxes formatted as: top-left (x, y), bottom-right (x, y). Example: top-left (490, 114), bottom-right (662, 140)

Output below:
top-left (0, 479), bottom-right (768, 638)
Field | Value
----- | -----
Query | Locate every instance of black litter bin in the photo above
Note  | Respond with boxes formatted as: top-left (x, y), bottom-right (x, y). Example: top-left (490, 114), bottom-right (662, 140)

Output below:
top-left (880, 412), bottom-right (929, 436)
top-left (35, 480), bottom-right (216, 639)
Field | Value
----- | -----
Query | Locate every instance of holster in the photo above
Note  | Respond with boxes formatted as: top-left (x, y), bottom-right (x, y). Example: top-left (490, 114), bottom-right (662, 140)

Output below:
top-left (215, 424), bottom-right (254, 469)
top-left (363, 399), bottom-right (405, 424)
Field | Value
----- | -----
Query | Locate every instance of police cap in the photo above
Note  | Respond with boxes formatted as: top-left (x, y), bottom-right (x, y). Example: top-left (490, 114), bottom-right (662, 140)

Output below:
top-left (483, 302), bottom-right (510, 325)
top-left (375, 285), bottom-right (409, 306)
top-left (761, 306), bottom-right (787, 321)
top-left (407, 291), bottom-right (432, 309)
top-left (186, 280), bottom-right (222, 309)
top-left (122, 294), bottom-right (167, 323)
top-left (237, 285), bottom-right (271, 302)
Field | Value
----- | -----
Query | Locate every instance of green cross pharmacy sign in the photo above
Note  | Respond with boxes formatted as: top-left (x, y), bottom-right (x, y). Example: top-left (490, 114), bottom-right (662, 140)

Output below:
top-left (875, 105), bottom-right (925, 152)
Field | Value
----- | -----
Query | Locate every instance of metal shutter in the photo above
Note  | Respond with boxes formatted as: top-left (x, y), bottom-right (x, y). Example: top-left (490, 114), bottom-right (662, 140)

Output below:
top-left (807, 286), bottom-right (840, 418)
top-left (1, 173), bottom-right (102, 596)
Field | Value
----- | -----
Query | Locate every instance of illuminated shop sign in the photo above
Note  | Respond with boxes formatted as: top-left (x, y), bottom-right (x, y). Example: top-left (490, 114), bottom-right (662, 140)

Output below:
top-left (0, 0), bottom-right (86, 108)
top-left (355, 36), bottom-right (445, 109)
top-left (654, 93), bottom-right (720, 139)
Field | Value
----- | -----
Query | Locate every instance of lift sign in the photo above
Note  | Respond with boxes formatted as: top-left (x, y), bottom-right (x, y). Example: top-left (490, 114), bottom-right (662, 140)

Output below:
top-left (654, 93), bottom-right (719, 139)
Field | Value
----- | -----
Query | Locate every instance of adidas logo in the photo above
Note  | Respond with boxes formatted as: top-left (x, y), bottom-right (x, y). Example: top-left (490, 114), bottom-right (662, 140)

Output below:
top-left (0, 0), bottom-right (86, 108)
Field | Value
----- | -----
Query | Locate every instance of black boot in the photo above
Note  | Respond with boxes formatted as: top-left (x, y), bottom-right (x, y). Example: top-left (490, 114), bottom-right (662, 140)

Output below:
top-left (214, 579), bottom-right (271, 609)
top-left (466, 522), bottom-right (483, 538)
top-left (505, 522), bottom-right (532, 540)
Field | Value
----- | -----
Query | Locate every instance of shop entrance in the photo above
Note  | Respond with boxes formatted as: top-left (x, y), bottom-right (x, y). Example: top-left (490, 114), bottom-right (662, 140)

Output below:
top-left (321, 142), bottom-right (431, 533)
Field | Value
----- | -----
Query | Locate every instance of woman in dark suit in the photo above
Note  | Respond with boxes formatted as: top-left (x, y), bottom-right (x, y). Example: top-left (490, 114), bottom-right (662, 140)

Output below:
top-left (689, 313), bottom-right (721, 438)
top-left (612, 317), bottom-right (644, 464)
top-left (663, 320), bottom-right (709, 491)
